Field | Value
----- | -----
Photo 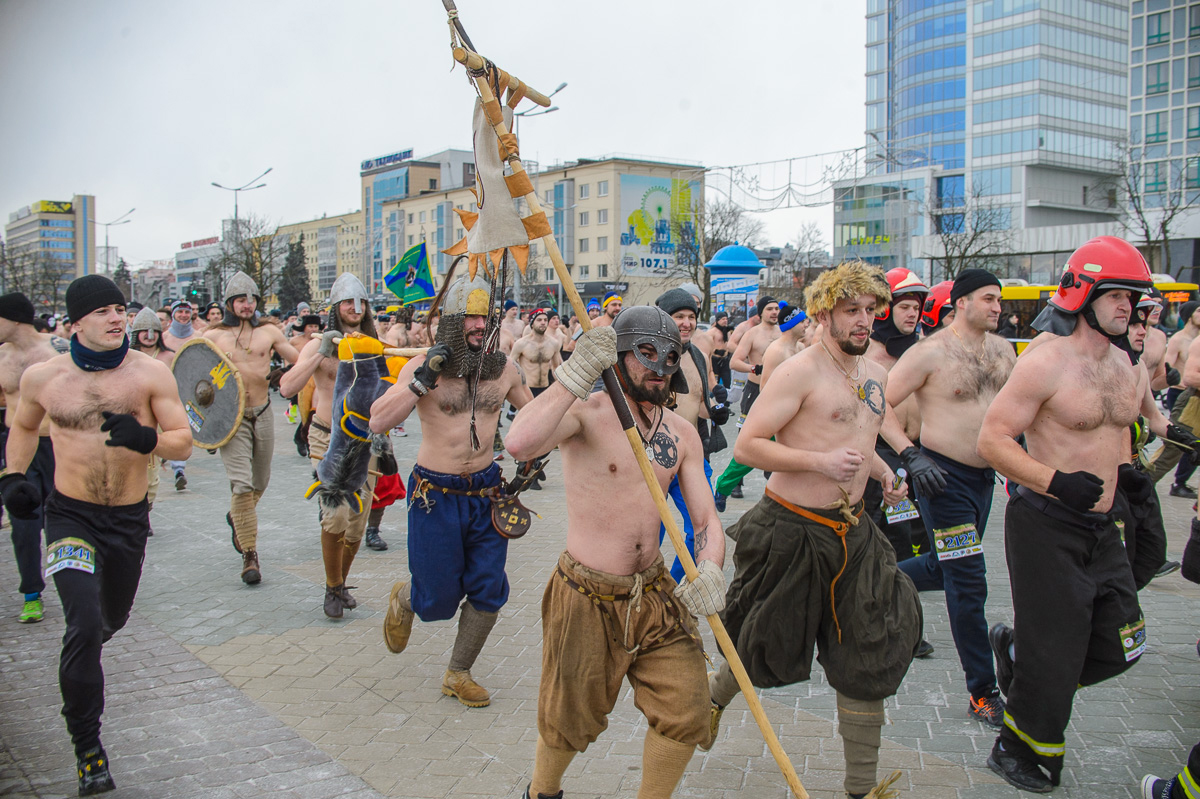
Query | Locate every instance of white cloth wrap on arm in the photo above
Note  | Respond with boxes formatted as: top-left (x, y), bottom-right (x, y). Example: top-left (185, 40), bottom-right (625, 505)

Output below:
top-left (673, 559), bottom-right (726, 617)
top-left (553, 327), bottom-right (617, 400)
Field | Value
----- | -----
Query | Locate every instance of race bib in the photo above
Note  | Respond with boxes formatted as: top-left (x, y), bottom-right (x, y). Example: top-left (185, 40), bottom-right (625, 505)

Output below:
top-left (736, 412), bottom-right (747, 429)
top-left (1119, 617), bottom-right (1146, 662)
top-left (932, 523), bottom-right (983, 561)
top-left (45, 537), bottom-right (96, 577)
top-left (884, 498), bottom-right (920, 523)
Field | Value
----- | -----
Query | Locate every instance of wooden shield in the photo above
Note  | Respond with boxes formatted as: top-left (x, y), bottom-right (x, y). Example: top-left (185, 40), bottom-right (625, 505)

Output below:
top-left (171, 338), bottom-right (246, 449)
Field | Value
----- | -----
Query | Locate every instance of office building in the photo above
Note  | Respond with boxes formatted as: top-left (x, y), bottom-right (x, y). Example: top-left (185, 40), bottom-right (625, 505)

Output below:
top-left (276, 211), bottom-right (362, 299)
top-left (5, 195), bottom-right (97, 281)
top-left (835, 0), bottom-right (1128, 283)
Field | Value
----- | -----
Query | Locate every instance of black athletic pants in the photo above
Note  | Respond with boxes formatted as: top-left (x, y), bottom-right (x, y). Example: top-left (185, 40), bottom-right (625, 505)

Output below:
top-left (46, 490), bottom-right (149, 757)
top-left (863, 442), bottom-right (927, 563)
top-left (12, 436), bottom-right (54, 596)
top-left (999, 488), bottom-right (1142, 785)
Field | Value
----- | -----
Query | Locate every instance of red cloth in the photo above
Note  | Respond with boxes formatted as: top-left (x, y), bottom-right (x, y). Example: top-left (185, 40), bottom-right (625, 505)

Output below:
top-left (372, 472), bottom-right (406, 509)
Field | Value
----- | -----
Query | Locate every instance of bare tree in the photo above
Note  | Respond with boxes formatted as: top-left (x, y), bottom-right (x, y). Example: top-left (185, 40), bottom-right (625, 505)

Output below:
top-left (918, 181), bottom-right (1016, 280)
top-left (780, 221), bottom-right (828, 290)
top-left (209, 213), bottom-right (288, 304)
top-left (0, 242), bottom-right (71, 313)
top-left (671, 199), bottom-right (767, 316)
top-left (1099, 141), bottom-right (1195, 277)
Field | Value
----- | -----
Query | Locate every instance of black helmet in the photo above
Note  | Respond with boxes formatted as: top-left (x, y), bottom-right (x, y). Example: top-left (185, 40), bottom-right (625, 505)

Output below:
top-left (613, 305), bottom-right (688, 394)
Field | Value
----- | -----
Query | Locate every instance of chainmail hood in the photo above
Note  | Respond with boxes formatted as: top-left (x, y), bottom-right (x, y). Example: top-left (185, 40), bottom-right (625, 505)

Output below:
top-left (435, 312), bottom-right (506, 381)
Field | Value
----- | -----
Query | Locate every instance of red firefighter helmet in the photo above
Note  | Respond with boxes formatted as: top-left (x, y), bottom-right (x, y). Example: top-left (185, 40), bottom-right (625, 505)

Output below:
top-left (876, 268), bottom-right (930, 321)
top-left (921, 280), bottom-right (954, 328)
top-left (1047, 236), bottom-right (1152, 314)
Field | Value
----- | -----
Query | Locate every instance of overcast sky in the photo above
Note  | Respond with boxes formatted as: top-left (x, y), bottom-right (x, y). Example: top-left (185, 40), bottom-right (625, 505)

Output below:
top-left (0, 0), bottom-right (865, 267)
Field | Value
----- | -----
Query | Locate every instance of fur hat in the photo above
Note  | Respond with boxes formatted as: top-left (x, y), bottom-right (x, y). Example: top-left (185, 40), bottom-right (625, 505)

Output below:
top-left (804, 261), bottom-right (891, 317)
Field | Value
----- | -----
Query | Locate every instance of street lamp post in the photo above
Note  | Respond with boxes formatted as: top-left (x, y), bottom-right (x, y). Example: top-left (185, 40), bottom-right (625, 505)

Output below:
top-left (211, 167), bottom-right (273, 244)
top-left (87, 207), bottom-right (135, 276)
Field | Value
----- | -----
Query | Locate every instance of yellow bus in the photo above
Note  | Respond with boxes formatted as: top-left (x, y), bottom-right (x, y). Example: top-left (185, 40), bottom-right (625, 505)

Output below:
top-left (999, 279), bottom-right (1198, 353)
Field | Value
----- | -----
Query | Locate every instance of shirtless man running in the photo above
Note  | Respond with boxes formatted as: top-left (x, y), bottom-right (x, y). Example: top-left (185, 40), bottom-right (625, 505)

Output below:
top-left (0, 292), bottom-right (68, 624)
top-left (717, 295), bottom-right (780, 500)
top-left (510, 309), bottom-right (562, 397)
top-left (281, 273), bottom-right (381, 616)
top-left (372, 272), bottom-right (531, 707)
top-left (204, 271), bottom-right (301, 584)
top-left (713, 261), bottom-right (921, 798)
top-left (978, 237), bottom-right (1156, 793)
top-left (593, 291), bottom-right (622, 328)
top-left (880, 268), bottom-right (1015, 731)
top-left (506, 307), bottom-right (725, 799)
top-left (1152, 299), bottom-right (1200, 495)
top-left (1, 274), bottom-right (191, 795)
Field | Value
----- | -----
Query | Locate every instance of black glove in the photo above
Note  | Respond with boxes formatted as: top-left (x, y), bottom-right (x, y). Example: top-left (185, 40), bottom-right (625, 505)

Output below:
top-left (0, 472), bottom-right (41, 520)
top-left (100, 411), bottom-right (158, 454)
top-left (410, 343), bottom-right (452, 396)
top-left (1167, 422), bottom-right (1200, 450)
top-left (708, 385), bottom-right (730, 426)
top-left (1047, 469), bottom-right (1104, 513)
top-left (1117, 462), bottom-right (1154, 505)
top-left (1167, 366), bottom-right (1182, 386)
top-left (507, 456), bottom-right (548, 495)
top-left (899, 446), bottom-right (947, 498)
top-left (752, 364), bottom-right (763, 376)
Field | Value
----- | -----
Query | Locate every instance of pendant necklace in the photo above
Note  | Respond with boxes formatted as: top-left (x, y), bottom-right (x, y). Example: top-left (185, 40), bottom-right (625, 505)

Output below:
top-left (951, 326), bottom-right (986, 358)
top-left (235, 324), bottom-right (255, 355)
top-left (636, 403), bottom-right (664, 461)
top-left (820, 340), bottom-right (865, 400)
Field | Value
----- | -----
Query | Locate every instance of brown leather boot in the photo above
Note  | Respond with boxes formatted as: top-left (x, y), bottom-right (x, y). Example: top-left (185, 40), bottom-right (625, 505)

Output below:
top-left (241, 550), bottom-right (261, 584)
top-left (442, 669), bottom-right (490, 707)
top-left (383, 582), bottom-right (414, 653)
top-left (323, 584), bottom-right (344, 619)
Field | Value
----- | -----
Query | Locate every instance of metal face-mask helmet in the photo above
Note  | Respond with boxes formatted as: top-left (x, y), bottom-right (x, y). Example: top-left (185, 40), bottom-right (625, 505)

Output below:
top-left (435, 271), bottom-right (506, 381)
top-left (613, 305), bottom-right (688, 394)
top-left (328, 272), bottom-right (370, 315)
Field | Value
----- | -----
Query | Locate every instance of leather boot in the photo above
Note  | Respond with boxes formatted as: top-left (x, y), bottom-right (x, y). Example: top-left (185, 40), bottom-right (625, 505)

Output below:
top-left (241, 550), bottom-right (261, 584)
top-left (324, 584), bottom-right (344, 619)
top-left (383, 581), bottom-right (415, 653)
top-left (442, 602), bottom-right (499, 707)
top-left (442, 668), bottom-right (491, 707)
top-left (364, 526), bottom-right (388, 550)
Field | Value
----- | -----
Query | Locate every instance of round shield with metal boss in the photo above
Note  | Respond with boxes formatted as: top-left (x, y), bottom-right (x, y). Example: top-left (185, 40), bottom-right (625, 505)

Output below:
top-left (171, 338), bottom-right (246, 449)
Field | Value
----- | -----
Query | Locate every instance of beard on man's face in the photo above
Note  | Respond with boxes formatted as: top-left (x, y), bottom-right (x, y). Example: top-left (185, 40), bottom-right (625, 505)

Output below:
top-left (628, 372), bottom-right (671, 406)
top-left (830, 319), bottom-right (870, 356)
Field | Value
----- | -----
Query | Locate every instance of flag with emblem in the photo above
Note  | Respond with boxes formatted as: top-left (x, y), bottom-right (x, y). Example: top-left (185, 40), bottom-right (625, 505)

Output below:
top-left (384, 242), bottom-right (436, 305)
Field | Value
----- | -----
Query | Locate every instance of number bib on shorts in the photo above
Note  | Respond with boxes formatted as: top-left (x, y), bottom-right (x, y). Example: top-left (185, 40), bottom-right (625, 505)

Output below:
top-left (932, 523), bottom-right (983, 561)
top-left (45, 537), bottom-right (96, 577)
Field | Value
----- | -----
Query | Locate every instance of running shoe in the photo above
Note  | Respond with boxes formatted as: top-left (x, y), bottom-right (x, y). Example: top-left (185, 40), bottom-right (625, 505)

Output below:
top-left (286, 405), bottom-right (298, 424)
top-left (714, 492), bottom-right (727, 513)
top-left (174, 471), bottom-right (187, 491)
top-left (969, 691), bottom-right (1004, 729)
top-left (1171, 483), bottom-right (1198, 499)
top-left (394, 424), bottom-right (407, 437)
top-left (77, 746), bottom-right (115, 795)
top-left (914, 639), bottom-right (935, 658)
top-left (1156, 560), bottom-right (1181, 578)
top-left (987, 740), bottom-right (1051, 793)
top-left (1142, 775), bottom-right (1176, 799)
top-left (365, 527), bottom-right (388, 551)
top-left (19, 597), bottom-right (43, 624)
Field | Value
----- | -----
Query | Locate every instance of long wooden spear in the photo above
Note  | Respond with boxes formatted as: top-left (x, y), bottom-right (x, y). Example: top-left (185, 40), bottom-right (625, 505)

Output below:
top-left (436, 4), bottom-right (832, 798)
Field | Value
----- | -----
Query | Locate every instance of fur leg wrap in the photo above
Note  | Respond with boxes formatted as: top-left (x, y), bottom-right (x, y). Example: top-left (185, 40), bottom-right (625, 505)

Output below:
top-left (530, 735), bottom-right (576, 797)
top-left (637, 728), bottom-right (695, 799)
top-left (448, 602), bottom-right (499, 672)
top-left (837, 692), bottom-right (885, 796)
top-left (231, 492), bottom-right (258, 553)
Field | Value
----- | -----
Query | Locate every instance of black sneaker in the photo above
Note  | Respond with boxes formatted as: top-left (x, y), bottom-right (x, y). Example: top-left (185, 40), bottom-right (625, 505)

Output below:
top-left (1142, 774), bottom-right (1177, 798)
top-left (524, 784), bottom-right (563, 799)
top-left (77, 746), bottom-right (115, 795)
top-left (969, 691), bottom-right (1005, 730)
top-left (988, 740), bottom-right (1052, 793)
top-left (174, 471), bottom-right (187, 491)
top-left (1170, 484), bottom-right (1199, 499)
top-left (1156, 560), bottom-right (1181, 578)
top-left (730, 484), bottom-right (744, 499)
top-left (714, 492), bottom-right (727, 512)
top-left (914, 639), bottom-right (935, 658)
top-left (990, 623), bottom-right (1015, 698)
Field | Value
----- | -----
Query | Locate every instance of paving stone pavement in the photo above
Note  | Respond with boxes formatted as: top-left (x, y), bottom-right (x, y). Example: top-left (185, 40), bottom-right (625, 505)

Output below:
top-left (2, 400), bottom-right (1200, 798)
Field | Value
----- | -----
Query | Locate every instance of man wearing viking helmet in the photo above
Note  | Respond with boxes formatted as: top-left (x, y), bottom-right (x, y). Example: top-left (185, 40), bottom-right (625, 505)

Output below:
top-left (204, 271), bottom-right (301, 585)
top-left (281, 273), bottom-right (385, 617)
top-left (370, 270), bottom-right (532, 707)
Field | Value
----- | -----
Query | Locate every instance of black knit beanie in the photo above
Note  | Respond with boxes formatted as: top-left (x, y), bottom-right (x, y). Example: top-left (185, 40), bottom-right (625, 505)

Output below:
top-left (0, 292), bottom-right (35, 325)
top-left (66, 275), bottom-right (126, 322)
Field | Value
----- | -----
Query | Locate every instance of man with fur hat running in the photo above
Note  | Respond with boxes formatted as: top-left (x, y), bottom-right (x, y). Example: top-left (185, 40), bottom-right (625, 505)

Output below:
top-left (282, 273), bottom-right (387, 615)
top-left (370, 271), bottom-right (532, 707)
top-left (0, 292), bottom-right (68, 624)
top-left (506, 305), bottom-right (725, 799)
top-left (879, 268), bottom-right (1015, 731)
top-left (2, 274), bottom-right (191, 794)
top-left (978, 236), bottom-right (1157, 792)
top-left (710, 261), bottom-right (922, 799)
top-left (204, 271), bottom-right (301, 584)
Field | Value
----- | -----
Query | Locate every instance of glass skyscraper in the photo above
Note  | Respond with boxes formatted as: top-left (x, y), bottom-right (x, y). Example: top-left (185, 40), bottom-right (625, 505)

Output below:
top-left (837, 0), bottom-right (1129, 282)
